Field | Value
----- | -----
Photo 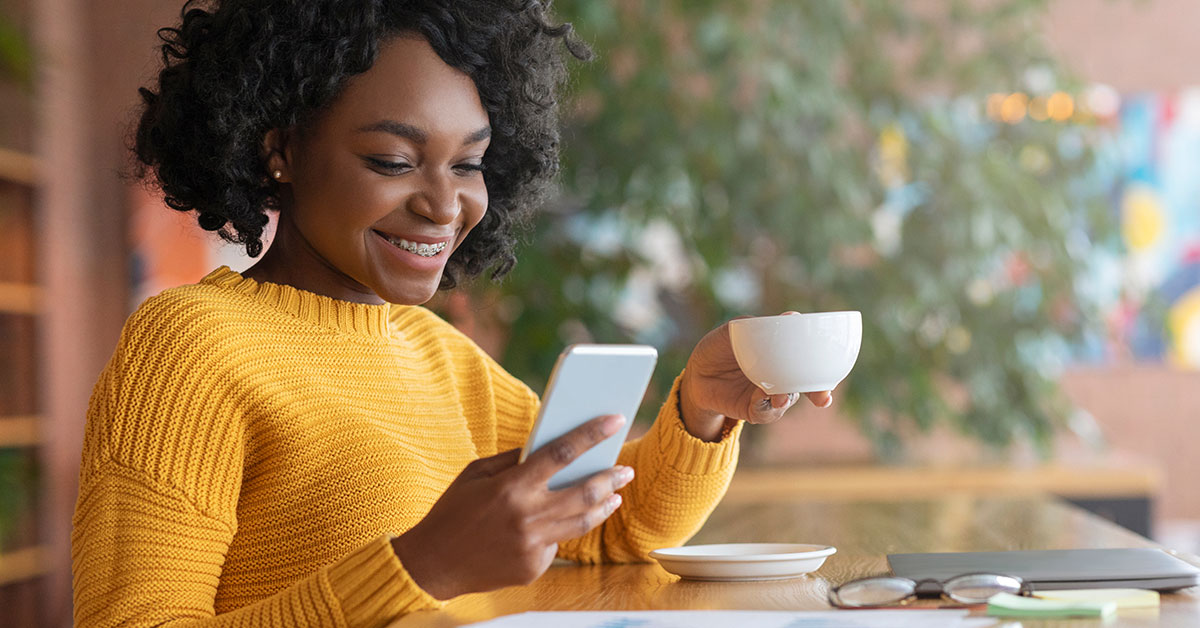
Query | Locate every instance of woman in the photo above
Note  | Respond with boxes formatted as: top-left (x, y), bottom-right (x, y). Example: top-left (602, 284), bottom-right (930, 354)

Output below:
top-left (72, 1), bottom-right (833, 626)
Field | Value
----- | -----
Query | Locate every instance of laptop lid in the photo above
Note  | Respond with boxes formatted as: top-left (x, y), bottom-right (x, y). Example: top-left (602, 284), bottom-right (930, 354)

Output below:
top-left (888, 548), bottom-right (1200, 592)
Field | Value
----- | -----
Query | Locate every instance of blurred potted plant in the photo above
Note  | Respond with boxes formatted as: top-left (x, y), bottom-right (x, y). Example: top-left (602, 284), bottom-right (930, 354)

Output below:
top-left (457, 0), bottom-right (1116, 460)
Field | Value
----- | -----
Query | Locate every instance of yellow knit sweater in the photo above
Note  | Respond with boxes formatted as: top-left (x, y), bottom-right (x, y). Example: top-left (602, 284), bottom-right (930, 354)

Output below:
top-left (72, 267), bottom-right (742, 627)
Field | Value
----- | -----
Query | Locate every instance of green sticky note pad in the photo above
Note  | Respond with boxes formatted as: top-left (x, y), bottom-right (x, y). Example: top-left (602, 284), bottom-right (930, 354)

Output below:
top-left (1035, 588), bottom-right (1160, 609)
top-left (986, 592), bottom-right (1117, 618)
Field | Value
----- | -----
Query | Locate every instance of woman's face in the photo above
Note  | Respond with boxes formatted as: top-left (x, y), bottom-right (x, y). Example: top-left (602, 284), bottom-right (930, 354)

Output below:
top-left (265, 34), bottom-right (491, 305)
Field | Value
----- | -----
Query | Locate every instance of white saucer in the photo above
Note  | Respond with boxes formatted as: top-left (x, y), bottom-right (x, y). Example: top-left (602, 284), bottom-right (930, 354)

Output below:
top-left (649, 543), bottom-right (837, 581)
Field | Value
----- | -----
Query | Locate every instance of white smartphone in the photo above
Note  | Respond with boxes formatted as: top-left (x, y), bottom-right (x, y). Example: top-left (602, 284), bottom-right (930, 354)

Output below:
top-left (519, 344), bottom-right (658, 490)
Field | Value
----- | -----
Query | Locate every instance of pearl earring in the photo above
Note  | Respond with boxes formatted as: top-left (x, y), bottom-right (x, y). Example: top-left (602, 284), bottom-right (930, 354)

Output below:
top-left (272, 170), bottom-right (283, 180)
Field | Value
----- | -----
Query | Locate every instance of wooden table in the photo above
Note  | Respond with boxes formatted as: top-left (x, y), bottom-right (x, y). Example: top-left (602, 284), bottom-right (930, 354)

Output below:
top-left (391, 495), bottom-right (1200, 627)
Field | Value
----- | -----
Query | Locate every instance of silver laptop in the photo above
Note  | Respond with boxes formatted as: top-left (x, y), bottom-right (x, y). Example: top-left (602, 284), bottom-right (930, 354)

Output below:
top-left (888, 548), bottom-right (1200, 592)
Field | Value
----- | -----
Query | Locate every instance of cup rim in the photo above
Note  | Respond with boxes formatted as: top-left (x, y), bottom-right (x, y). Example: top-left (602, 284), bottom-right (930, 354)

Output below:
top-left (730, 311), bottom-right (860, 324)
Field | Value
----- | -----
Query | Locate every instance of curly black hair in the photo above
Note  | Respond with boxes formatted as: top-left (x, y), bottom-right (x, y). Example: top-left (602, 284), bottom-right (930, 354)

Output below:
top-left (134, 0), bottom-right (590, 288)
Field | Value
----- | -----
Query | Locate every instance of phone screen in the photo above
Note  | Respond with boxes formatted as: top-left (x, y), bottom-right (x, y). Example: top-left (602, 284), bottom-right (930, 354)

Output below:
top-left (519, 344), bottom-right (658, 490)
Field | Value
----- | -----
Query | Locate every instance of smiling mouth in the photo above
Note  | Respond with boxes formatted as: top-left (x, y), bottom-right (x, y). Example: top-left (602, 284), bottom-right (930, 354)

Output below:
top-left (375, 231), bottom-right (449, 257)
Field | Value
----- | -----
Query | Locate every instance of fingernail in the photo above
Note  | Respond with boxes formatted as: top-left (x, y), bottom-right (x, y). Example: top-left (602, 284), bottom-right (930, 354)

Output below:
top-left (617, 466), bottom-right (635, 484)
top-left (821, 394), bottom-right (833, 408)
top-left (602, 414), bottom-right (626, 436)
top-left (606, 493), bottom-right (622, 513)
top-left (786, 392), bottom-right (800, 408)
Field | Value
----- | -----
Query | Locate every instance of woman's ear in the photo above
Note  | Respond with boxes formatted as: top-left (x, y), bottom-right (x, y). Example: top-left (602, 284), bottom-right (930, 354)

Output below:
top-left (262, 128), bottom-right (292, 183)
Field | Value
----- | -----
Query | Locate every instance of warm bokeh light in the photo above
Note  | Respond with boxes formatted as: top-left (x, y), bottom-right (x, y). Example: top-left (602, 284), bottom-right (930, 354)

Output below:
top-left (1000, 92), bottom-right (1029, 123)
top-left (1028, 96), bottom-right (1050, 121)
top-left (1047, 91), bottom-right (1075, 121)
top-left (986, 91), bottom-right (1083, 124)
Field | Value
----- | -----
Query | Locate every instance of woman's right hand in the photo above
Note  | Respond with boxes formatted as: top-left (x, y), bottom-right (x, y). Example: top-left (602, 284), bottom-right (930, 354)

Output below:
top-left (390, 414), bottom-right (635, 600)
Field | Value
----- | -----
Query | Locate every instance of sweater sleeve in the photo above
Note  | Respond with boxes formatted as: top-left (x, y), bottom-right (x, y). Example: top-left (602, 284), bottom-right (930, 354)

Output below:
top-left (72, 299), bottom-right (441, 628)
top-left (557, 372), bottom-right (743, 564)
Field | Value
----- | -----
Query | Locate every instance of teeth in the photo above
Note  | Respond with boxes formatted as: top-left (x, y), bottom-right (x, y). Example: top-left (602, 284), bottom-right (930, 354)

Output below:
top-left (383, 234), bottom-right (447, 257)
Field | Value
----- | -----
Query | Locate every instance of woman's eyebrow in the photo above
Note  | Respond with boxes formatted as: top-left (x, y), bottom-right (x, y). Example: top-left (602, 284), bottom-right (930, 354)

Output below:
top-left (357, 120), bottom-right (427, 143)
top-left (356, 120), bottom-right (491, 146)
top-left (463, 126), bottom-right (491, 145)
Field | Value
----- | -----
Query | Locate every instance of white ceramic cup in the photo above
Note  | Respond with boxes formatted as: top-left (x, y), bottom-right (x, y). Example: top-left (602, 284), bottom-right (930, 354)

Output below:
top-left (728, 311), bottom-right (862, 394)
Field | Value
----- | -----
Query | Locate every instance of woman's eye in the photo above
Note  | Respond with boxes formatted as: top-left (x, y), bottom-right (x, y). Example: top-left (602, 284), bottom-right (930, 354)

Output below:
top-left (454, 163), bottom-right (485, 175)
top-left (365, 157), bottom-right (412, 174)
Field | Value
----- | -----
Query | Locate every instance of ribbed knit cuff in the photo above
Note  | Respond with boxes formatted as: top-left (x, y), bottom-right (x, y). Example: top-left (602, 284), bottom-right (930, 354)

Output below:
top-left (648, 374), bottom-right (743, 476)
top-left (326, 535), bottom-right (443, 625)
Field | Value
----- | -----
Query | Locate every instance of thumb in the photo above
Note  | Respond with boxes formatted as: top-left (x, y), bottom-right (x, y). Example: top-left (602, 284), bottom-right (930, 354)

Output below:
top-left (462, 448), bottom-right (521, 478)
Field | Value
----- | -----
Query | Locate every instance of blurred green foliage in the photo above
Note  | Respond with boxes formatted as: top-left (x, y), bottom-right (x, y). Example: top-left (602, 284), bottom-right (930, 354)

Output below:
top-left (0, 1), bottom-right (30, 87)
top-left (490, 0), bottom-right (1117, 458)
top-left (0, 450), bottom-right (35, 550)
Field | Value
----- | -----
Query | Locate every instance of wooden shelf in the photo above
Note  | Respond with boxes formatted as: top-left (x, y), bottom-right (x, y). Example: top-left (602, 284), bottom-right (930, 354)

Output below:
top-left (0, 417), bottom-right (38, 447)
top-left (0, 148), bottom-right (36, 186)
top-left (0, 546), bottom-right (46, 585)
top-left (0, 283), bottom-right (39, 315)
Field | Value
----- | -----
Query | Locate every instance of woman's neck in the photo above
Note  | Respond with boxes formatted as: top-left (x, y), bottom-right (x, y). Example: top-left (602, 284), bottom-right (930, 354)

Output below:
top-left (242, 215), bottom-right (385, 305)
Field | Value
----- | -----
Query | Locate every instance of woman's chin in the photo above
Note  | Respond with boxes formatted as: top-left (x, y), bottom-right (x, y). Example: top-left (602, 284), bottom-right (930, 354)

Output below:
top-left (373, 277), bottom-right (442, 306)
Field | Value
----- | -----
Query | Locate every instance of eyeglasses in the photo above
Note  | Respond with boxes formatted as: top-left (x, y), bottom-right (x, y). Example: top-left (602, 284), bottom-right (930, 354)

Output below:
top-left (828, 573), bottom-right (1032, 608)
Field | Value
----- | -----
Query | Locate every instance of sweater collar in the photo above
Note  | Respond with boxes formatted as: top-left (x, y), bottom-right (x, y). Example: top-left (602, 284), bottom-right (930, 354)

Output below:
top-left (201, 266), bottom-right (392, 338)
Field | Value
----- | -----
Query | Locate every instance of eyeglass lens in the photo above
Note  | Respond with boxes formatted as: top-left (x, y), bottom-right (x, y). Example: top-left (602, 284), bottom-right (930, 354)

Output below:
top-left (830, 577), bottom-right (916, 607)
top-left (941, 573), bottom-right (1024, 604)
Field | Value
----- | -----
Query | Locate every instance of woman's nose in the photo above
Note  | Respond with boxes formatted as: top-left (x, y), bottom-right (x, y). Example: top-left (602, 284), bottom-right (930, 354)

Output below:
top-left (409, 172), bottom-right (459, 224)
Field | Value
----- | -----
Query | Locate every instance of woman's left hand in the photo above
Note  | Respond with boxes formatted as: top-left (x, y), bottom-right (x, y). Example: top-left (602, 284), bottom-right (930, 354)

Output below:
top-left (678, 313), bottom-right (833, 442)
